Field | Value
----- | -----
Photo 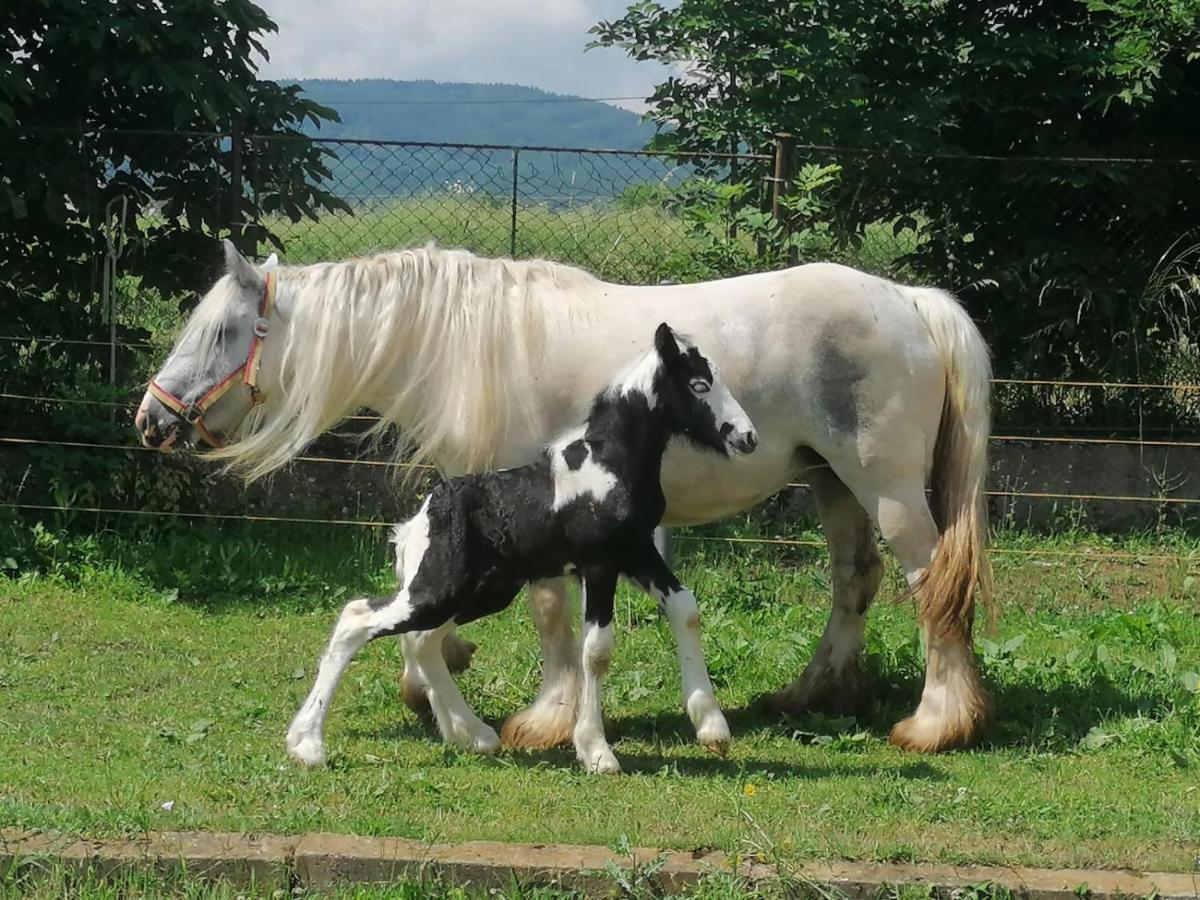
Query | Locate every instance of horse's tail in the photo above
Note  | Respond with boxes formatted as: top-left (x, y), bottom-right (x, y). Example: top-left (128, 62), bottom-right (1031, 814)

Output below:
top-left (904, 286), bottom-right (993, 639)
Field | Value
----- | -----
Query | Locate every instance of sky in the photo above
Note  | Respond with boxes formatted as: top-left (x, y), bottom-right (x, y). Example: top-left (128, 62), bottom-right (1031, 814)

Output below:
top-left (253, 0), bottom-right (674, 112)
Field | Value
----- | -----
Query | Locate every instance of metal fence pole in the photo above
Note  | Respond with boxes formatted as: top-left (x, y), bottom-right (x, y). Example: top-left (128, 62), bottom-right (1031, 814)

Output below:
top-left (509, 148), bottom-right (520, 258)
top-left (772, 132), bottom-right (796, 264)
top-left (230, 119), bottom-right (244, 254)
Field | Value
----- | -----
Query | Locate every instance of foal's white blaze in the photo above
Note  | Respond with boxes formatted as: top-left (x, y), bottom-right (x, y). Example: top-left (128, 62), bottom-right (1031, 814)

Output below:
top-left (698, 359), bottom-right (755, 451)
top-left (549, 427), bottom-right (617, 512)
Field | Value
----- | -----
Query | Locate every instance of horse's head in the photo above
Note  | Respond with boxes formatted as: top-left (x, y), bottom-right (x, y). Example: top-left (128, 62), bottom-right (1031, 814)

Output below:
top-left (653, 322), bottom-right (758, 457)
top-left (135, 241), bottom-right (281, 451)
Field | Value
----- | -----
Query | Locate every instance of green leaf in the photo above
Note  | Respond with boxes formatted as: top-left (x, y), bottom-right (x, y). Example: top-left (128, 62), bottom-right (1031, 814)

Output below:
top-left (1181, 671), bottom-right (1200, 693)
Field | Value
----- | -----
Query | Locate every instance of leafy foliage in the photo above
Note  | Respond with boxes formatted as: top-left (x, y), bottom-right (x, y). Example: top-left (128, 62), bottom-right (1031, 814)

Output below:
top-left (591, 0), bottom-right (1200, 379)
top-left (0, 0), bottom-right (345, 391)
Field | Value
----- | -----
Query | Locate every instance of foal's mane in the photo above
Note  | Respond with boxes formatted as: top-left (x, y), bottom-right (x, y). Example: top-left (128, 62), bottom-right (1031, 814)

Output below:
top-left (210, 245), bottom-right (600, 481)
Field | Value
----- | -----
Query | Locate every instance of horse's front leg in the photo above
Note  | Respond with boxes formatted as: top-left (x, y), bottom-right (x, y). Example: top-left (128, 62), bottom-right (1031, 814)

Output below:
top-left (500, 577), bottom-right (580, 748)
top-left (627, 543), bottom-right (730, 756)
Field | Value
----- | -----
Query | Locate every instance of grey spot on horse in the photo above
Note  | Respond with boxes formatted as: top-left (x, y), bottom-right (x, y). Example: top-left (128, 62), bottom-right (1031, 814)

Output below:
top-left (367, 594), bottom-right (394, 611)
top-left (561, 439), bottom-right (589, 471)
top-left (814, 329), bottom-right (869, 435)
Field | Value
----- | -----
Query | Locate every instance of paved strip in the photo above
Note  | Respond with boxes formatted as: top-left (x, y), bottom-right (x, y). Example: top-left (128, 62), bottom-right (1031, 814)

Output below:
top-left (2, 829), bottom-right (1197, 897)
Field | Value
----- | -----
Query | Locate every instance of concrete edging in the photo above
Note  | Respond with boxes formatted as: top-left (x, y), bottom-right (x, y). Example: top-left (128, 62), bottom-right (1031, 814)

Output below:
top-left (2, 829), bottom-right (1197, 898)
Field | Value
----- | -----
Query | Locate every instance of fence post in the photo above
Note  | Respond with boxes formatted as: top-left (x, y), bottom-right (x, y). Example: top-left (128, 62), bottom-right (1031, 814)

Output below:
top-left (509, 148), bottom-right (520, 258)
top-left (230, 119), bottom-right (245, 255)
top-left (772, 132), bottom-right (796, 264)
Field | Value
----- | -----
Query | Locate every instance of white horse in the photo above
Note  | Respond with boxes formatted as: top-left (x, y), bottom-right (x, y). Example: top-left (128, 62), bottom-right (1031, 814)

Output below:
top-left (137, 240), bottom-right (992, 754)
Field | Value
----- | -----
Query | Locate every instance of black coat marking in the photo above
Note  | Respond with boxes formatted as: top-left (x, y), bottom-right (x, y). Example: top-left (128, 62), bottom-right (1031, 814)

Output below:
top-left (372, 322), bottom-right (749, 639)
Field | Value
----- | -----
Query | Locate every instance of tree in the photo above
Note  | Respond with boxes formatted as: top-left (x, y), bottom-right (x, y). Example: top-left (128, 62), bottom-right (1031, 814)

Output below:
top-left (0, 0), bottom-right (351, 512)
top-left (592, 1), bottom-right (1200, 387)
top-left (1, 0), bottom-right (345, 366)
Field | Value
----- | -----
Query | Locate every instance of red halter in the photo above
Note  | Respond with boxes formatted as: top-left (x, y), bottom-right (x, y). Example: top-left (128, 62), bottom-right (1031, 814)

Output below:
top-left (147, 272), bottom-right (277, 448)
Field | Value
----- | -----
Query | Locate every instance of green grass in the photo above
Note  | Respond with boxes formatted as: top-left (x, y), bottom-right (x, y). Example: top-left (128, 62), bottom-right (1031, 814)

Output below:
top-left (1, 519), bottom-right (1198, 875)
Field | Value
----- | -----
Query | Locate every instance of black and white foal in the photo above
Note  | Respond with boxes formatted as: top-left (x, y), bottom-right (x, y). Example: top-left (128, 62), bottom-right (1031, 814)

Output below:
top-left (286, 323), bottom-right (758, 773)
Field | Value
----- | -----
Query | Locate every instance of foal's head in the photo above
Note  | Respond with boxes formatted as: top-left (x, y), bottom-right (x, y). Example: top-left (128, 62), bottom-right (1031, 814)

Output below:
top-left (135, 242), bottom-right (280, 450)
top-left (647, 322), bottom-right (758, 457)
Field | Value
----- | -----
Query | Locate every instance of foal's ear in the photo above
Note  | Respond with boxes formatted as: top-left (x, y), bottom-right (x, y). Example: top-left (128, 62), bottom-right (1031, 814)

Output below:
top-left (222, 239), bottom-right (265, 291)
top-left (654, 322), bottom-right (682, 364)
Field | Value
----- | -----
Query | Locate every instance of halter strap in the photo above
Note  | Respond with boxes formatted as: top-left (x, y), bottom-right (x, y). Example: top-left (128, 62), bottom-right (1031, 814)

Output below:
top-left (148, 272), bottom-right (277, 448)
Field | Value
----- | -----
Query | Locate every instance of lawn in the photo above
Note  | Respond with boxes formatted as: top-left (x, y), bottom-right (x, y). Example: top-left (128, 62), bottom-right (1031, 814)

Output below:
top-left (1, 519), bottom-right (1198, 876)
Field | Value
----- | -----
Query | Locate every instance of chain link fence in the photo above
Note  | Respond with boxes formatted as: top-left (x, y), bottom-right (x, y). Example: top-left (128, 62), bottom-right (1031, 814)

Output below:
top-left (4, 126), bottom-right (1200, 531)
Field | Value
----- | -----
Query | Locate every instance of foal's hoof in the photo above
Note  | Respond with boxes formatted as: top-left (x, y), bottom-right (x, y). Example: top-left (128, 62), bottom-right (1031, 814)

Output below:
top-left (285, 733), bottom-right (327, 768)
top-left (448, 723), bottom-right (501, 755)
top-left (701, 737), bottom-right (730, 758)
top-left (582, 749), bottom-right (622, 775)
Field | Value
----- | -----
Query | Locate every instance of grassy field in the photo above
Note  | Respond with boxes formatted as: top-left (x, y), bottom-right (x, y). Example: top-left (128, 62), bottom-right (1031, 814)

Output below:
top-left (1, 517), bottom-right (1198, 878)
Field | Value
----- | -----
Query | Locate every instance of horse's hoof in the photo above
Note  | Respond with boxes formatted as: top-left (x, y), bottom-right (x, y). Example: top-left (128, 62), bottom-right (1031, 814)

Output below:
top-left (501, 698), bottom-right (576, 749)
top-left (764, 661), bottom-right (872, 718)
top-left (285, 734), bottom-right (327, 767)
top-left (888, 698), bottom-right (990, 753)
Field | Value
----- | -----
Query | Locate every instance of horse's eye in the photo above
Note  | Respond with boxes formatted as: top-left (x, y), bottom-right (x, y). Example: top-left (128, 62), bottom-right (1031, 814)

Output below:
top-left (690, 379), bottom-right (711, 395)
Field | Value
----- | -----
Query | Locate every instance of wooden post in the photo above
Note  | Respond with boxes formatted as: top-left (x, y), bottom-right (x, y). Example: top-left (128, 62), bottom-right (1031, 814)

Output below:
top-left (772, 132), bottom-right (796, 264)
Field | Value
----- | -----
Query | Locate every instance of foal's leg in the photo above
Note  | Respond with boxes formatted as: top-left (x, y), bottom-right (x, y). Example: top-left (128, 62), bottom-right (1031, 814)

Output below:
top-left (286, 590), bottom-right (433, 766)
top-left (399, 631), bottom-right (478, 718)
top-left (409, 622), bottom-right (500, 754)
top-left (768, 465), bottom-right (883, 715)
top-left (500, 578), bottom-right (580, 749)
top-left (653, 526), bottom-right (674, 568)
top-left (626, 546), bottom-right (730, 755)
top-left (574, 570), bottom-right (621, 774)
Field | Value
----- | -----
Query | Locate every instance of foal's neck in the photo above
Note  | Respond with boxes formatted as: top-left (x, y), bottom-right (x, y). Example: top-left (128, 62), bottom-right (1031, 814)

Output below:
top-left (581, 388), bottom-right (672, 490)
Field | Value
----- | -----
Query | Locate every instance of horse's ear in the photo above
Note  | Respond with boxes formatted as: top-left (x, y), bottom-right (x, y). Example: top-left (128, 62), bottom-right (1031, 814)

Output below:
top-left (655, 322), bottom-right (681, 364)
top-left (261, 252), bottom-right (280, 271)
top-left (223, 239), bottom-right (264, 291)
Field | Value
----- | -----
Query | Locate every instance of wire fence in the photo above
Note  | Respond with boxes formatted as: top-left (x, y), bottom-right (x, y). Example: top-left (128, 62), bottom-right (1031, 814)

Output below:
top-left (4, 127), bottom-right (1200, 547)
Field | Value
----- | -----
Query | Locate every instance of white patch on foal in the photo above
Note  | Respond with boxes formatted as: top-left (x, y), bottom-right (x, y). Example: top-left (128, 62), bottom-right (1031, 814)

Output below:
top-left (606, 349), bottom-right (661, 408)
top-left (550, 427), bottom-right (617, 512)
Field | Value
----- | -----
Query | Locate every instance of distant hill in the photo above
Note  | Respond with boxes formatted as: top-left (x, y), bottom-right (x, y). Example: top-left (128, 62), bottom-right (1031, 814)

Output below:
top-left (291, 79), bottom-right (657, 149)
top-left (279, 80), bottom-right (673, 203)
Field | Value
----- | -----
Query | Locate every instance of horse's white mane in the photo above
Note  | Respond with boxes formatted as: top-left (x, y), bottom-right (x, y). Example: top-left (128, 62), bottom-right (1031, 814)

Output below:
top-left (210, 245), bottom-right (600, 481)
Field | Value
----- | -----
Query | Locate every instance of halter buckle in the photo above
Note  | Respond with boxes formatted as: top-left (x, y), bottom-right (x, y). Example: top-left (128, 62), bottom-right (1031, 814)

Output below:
top-left (182, 401), bottom-right (206, 426)
top-left (253, 317), bottom-right (270, 339)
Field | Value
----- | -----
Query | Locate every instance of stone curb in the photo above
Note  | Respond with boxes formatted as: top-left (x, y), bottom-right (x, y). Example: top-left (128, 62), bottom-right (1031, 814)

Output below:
top-left (2, 829), bottom-right (1197, 898)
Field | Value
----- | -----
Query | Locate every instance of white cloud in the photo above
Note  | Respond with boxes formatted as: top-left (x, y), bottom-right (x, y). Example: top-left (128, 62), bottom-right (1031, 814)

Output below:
top-left (252, 0), bottom-right (672, 112)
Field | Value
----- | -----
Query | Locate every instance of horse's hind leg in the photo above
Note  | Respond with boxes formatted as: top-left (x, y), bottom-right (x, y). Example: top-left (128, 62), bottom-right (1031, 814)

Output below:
top-left (500, 578), bottom-right (580, 749)
top-left (767, 465), bottom-right (882, 716)
top-left (852, 475), bottom-right (989, 751)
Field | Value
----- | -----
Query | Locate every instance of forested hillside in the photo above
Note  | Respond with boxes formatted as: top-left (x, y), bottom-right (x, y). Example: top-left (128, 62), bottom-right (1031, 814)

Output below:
top-left (292, 79), bottom-right (656, 148)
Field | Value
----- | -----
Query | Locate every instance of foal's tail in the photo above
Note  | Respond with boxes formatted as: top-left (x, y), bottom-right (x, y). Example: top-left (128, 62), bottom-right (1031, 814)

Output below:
top-left (905, 286), bottom-right (993, 639)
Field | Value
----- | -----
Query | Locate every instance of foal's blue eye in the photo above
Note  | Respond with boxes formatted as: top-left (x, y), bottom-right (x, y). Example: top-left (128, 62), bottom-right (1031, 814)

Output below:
top-left (690, 379), bottom-right (711, 395)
